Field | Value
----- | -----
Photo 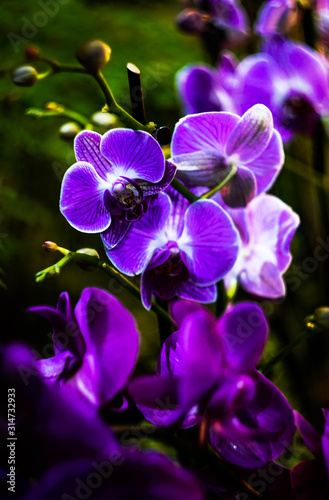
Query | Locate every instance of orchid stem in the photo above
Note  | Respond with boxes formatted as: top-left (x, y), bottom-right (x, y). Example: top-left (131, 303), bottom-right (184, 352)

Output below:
top-left (170, 178), bottom-right (198, 203)
top-left (26, 104), bottom-right (92, 129)
top-left (93, 71), bottom-right (155, 133)
top-left (127, 62), bottom-right (146, 125)
top-left (34, 55), bottom-right (155, 133)
top-left (199, 163), bottom-right (237, 200)
top-left (35, 247), bottom-right (175, 326)
top-left (260, 321), bottom-right (321, 376)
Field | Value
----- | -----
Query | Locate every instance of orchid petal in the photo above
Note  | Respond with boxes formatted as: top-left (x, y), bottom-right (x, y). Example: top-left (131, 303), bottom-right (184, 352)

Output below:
top-left (60, 162), bottom-right (111, 233)
top-left (179, 200), bottom-right (240, 285)
top-left (73, 288), bottom-right (139, 406)
top-left (218, 303), bottom-right (268, 373)
top-left (226, 104), bottom-right (273, 162)
top-left (100, 128), bottom-right (165, 182)
top-left (105, 193), bottom-right (170, 276)
top-left (74, 130), bottom-right (113, 180)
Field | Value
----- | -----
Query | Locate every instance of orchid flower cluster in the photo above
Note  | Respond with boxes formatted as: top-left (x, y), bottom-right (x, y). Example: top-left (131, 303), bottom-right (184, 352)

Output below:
top-left (5, 0), bottom-right (329, 498)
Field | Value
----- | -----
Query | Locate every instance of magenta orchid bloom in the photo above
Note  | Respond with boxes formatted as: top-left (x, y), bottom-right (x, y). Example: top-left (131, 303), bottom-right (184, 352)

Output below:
top-left (28, 288), bottom-right (140, 408)
top-left (171, 104), bottom-right (284, 208)
top-left (105, 188), bottom-right (240, 309)
top-left (60, 129), bottom-right (176, 248)
top-left (223, 193), bottom-right (300, 298)
top-left (129, 300), bottom-right (296, 468)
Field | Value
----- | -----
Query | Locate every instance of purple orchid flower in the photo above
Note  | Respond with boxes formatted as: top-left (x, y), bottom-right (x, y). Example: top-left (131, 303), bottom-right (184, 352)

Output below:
top-left (28, 287), bottom-right (140, 408)
top-left (176, 0), bottom-right (250, 50)
top-left (223, 193), bottom-right (300, 298)
top-left (254, 0), bottom-right (299, 37)
top-left (200, 0), bottom-right (250, 48)
top-left (176, 51), bottom-right (239, 116)
top-left (291, 410), bottom-right (329, 498)
top-left (59, 128), bottom-right (176, 248)
top-left (236, 36), bottom-right (329, 142)
top-left (171, 104), bottom-right (284, 208)
top-left (129, 301), bottom-right (296, 468)
top-left (104, 189), bottom-right (240, 309)
top-left (23, 449), bottom-right (205, 500)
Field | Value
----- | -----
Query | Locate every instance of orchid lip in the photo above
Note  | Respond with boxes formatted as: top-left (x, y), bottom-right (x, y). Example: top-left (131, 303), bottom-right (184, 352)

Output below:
top-left (110, 176), bottom-right (143, 207)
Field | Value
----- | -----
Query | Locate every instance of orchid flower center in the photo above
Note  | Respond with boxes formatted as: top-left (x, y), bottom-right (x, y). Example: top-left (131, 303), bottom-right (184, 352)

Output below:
top-left (281, 93), bottom-right (318, 134)
top-left (155, 247), bottom-right (185, 278)
top-left (110, 177), bottom-right (143, 208)
top-left (147, 244), bottom-right (190, 301)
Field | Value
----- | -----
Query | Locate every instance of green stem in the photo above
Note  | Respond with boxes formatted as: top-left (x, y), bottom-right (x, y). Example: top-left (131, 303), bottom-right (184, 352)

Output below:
top-left (93, 72), bottom-right (155, 133)
top-left (35, 56), bottom-right (155, 133)
top-left (260, 324), bottom-right (321, 376)
top-left (285, 155), bottom-right (329, 192)
top-left (170, 178), bottom-right (198, 203)
top-left (200, 164), bottom-right (237, 200)
top-left (38, 56), bottom-right (87, 74)
top-left (27, 104), bottom-right (92, 129)
top-left (36, 249), bottom-right (175, 326)
top-left (58, 107), bottom-right (92, 128)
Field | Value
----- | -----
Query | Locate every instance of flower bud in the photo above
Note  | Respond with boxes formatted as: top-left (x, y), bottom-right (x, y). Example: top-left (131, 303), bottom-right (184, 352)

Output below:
top-left (59, 122), bottom-right (82, 141)
top-left (175, 8), bottom-right (209, 34)
top-left (91, 111), bottom-right (118, 129)
top-left (12, 66), bottom-right (38, 87)
top-left (76, 248), bottom-right (100, 271)
top-left (46, 102), bottom-right (64, 112)
top-left (76, 248), bottom-right (100, 258)
top-left (314, 307), bottom-right (329, 328)
top-left (25, 45), bottom-right (40, 61)
top-left (76, 40), bottom-right (111, 73)
top-left (42, 241), bottom-right (58, 253)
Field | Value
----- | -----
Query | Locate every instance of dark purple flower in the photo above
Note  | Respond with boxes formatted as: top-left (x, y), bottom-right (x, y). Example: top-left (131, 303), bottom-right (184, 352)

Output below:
top-left (236, 36), bottom-right (329, 142)
top-left (60, 129), bottom-right (176, 248)
top-left (197, 0), bottom-right (250, 48)
top-left (129, 301), bottom-right (295, 468)
top-left (23, 449), bottom-right (205, 500)
top-left (176, 52), bottom-right (239, 115)
top-left (254, 0), bottom-right (299, 37)
top-left (291, 410), bottom-right (329, 498)
top-left (0, 343), bottom-right (118, 479)
top-left (104, 189), bottom-right (240, 309)
top-left (171, 104), bottom-right (284, 208)
top-left (28, 288), bottom-right (140, 408)
top-left (223, 194), bottom-right (300, 298)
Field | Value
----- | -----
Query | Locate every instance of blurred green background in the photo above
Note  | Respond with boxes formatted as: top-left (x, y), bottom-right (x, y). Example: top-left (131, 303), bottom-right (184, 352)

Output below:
top-left (1, 0), bottom-right (329, 444)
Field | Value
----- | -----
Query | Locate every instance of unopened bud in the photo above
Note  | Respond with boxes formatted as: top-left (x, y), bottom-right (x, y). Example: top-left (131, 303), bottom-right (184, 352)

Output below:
top-left (12, 66), bottom-right (38, 87)
top-left (76, 40), bottom-right (111, 73)
top-left (46, 102), bottom-right (64, 111)
top-left (314, 307), bottom-right (329, 328)
top-left (175, 8), bottom-right (209, 34)
top-left (91, 111), bottom-right (118, 129)
top-left (76, 248), bottom-right (100, 258)
top-left (42, 241), bottom-right (58, 253)
top-left (25, 45), bottom-right (40, 61)
top-left (76, 248), bottom-right (100, 271)
top-left (59, 122), bottom-right (82, 141)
